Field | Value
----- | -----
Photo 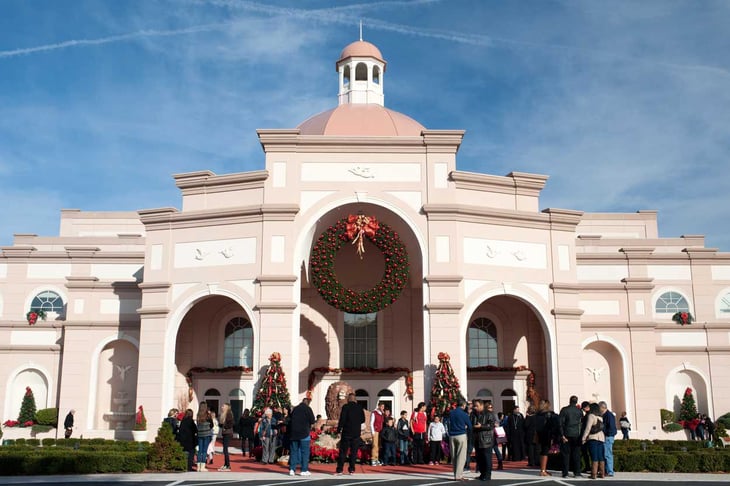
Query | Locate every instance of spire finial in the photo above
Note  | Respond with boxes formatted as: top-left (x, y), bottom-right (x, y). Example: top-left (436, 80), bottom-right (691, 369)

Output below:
top-left (359, 20), bottom-right (363, 41)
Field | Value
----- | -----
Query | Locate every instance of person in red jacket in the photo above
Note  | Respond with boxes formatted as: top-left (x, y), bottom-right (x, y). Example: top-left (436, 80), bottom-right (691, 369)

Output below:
top-left (410, 402), bottom-right (428, 464)
top-left (370, 401), bottom-right (386, 466)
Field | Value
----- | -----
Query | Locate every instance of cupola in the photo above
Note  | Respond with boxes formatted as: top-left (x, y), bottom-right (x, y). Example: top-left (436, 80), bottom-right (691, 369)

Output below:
top-left (336, 38), bottom-right (386, 106)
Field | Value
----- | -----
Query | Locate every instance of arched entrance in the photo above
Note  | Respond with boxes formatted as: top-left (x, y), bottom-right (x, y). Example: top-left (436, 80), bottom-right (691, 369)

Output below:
top-left (299, 202), bottom-right (424, 413)
top-left (465, 295), bottom-right (550, 412)
top-left (174, 295), bottom-right (256, 411)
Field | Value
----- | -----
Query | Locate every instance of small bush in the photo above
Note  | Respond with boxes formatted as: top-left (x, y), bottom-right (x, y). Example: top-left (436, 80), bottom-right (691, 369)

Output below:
top-left (0, 449), bottom-right (147, 475)
top-left (644, 453), bottom-right (677, 472)
top-left (31, 424), bottom-right (54, 434)
top-left (34, 408), bottom-right (58, 427)
top-left (663, 423), bottom-right (683, 432)
top-left (25, 439), bottom-right (40, 447)
top-left (41, 438), bottom-right (56, 447)
top-left (674, 452), bottom-right (700, 473)
top-left (147, 422), bottom-right (186, 471)
top-left (14, 439), bottom-right (26, 446)
top-left (697, 452), bottom-right (725, 472)
top-left (717, 412), bottom-right (730, 430)
top-left (615, 452), bottom-right (646, 472)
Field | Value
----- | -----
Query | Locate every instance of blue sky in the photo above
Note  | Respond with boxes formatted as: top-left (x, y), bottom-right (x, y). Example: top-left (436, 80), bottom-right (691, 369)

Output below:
top-left (1, 0), bottom-right (729, 249)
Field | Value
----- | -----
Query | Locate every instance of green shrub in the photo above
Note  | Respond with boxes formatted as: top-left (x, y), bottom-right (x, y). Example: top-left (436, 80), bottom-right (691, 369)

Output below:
top-left (674, 452), bottom-right (700, 473)
top-left (147, 422), bottom-right (186, 471)
top-left (644, 453), bottom-right (677, 472)
top-left (34, 408), bottom-right (58, 427)
top-left (13, 439), bottom-right (26, 446)
top-left (41, 438), bottom-right (56, 447)
top-left (25, 439), bottom-right (40, 447)
top-left (663, 423), bottom-right (683, 432)
top-left (0, 449), bottom-right (147, 475)
top-left (697, 452), bottom-right (725, 472)
top-left (615, 452), bottom-right (646, 472)
top-left (717, 412), bottom-right (730, 429)
top-left (31, 424), bottom-right (53, 434)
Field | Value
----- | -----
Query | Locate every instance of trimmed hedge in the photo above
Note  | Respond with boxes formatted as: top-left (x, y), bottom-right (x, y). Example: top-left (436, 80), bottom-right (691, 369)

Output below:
top-left (0, 449), bottom-right (147, 475)
top-left (34, 408), bottom-right (58, 427)
top-left (612, 440), bottom-right (730, 473)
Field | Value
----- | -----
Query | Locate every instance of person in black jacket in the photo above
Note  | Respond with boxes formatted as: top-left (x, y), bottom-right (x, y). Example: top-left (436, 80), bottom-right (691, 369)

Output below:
top-left (471, 399), bottom-right (496, 481)
top-left (177, 409), bottom-right (198, 472)
top-left (237, 408), bottom-right (256, 457)
top-left (163, 408), bottom-right (179, 438)
top-left (63, 410), bottom-right (75, 439)
top-left (289, 397), bottom-right (316, 476)
top-left (507, 406), bottom-right (526, 461)
top-left (559, 396), bottom-right (584, 478)
top-left (335, 393), bottom-right (365, 475)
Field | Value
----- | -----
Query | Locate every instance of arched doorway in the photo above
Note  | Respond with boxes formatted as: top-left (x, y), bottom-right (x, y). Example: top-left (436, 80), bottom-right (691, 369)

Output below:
top-left (174, 295), bottom-right (256, 412)
top-left (299, 202), bottom-right (424, 412)
top-left (465, 295), bottom-right (549, 411)
top-left (666, 368), bottom-right (710, 418)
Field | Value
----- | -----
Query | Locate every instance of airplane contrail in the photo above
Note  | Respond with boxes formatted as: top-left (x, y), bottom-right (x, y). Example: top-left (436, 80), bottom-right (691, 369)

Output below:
top-left (1, 0), bottom-right (727, 81)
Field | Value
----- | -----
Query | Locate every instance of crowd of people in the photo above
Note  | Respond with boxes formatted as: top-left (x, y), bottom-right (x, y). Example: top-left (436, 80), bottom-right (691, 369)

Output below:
top-left (159, 394), bottom-right (632, 480)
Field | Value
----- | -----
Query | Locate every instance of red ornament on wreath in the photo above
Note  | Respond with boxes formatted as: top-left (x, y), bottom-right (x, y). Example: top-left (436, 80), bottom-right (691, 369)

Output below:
top-left (310, 214), bottom-right (409, 314)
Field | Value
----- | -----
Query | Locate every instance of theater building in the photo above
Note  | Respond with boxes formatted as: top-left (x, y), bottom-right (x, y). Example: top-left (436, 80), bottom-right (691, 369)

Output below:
top-left (1, 39), bottom-right (729, 439)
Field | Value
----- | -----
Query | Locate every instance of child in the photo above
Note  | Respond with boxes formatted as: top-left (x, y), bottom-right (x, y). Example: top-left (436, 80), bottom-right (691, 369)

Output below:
top-left (428, 415), bottom-right (446, 465)
top-left (397, 410), bottom-right (411, 465)
top-left (380, 416), bottom-right (398, 466)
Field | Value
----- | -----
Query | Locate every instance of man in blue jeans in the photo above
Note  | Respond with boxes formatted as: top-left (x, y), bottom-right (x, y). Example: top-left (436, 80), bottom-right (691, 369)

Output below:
top-left (289, 397), bottom-right (316, 476)
top-left (599, 401), bottom-right (617, 477)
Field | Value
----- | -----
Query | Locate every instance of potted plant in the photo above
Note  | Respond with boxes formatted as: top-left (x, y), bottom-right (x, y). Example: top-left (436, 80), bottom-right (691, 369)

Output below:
top-left (132, 405), bottom-right (147, 441)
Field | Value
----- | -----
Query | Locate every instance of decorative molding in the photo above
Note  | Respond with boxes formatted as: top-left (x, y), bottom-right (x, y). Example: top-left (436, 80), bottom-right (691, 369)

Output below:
top-left (551, 307), bottom-right (585, 319)
top-left (256, 275), bottom-right (298, 286)
top-left (138, 282), bottom-right (172, 292)
top-left (136, 306), bottom-right (170, 317)
top-left (173, 170), bottom-right (268, 195)
top-left (0, 345), bottom-right (61, 353)
top-left (255, 302), bottom-right (298, 313)
top-left (424, 275), bottom-right (462, 287)
top-left (425, 302), bottom-right (464, 314)
top-left (139, 204), bottom-right (300, 230)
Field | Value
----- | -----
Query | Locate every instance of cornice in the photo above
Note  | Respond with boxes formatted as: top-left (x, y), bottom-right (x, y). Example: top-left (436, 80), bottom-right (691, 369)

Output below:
top-left (551, 307), bottom-right (584, 319)
top-left (654, 346), bottom-right (730, 355)
top-left (174, 170), bottom-right (269, 195)
top-left (542, 208), bottom-right (584, 231)
top-left (257, 129), bottom-right (430, 153)
top-left (0, 345), bottom-right (61, 353)
top-left (138, 282), bottom-right (172, 292)
top-left (449, 170), bottom-right (549, 197)
top-left (425, 302), bottom-right (464, 314)
top-left (424, 275), bottom-right (463, 287)
top-left (256, 275), bottom-right (298, 286)
top-left (137, 306), bottom-right (170, 317)
top-left (58, 321), bottom-right (140, 329)
top-left (65, 276), bottom-right (139, 291)
top-left (423, 204), bottom-right (551, 230)
top-left (255, 302), bottom-right (298, 313)
top-left (139, 204), bottom-right (300, 230)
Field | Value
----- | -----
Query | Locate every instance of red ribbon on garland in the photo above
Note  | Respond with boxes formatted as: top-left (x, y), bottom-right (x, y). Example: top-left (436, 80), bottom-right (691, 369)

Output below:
top-left (345, 214), bottom-right (379, 259)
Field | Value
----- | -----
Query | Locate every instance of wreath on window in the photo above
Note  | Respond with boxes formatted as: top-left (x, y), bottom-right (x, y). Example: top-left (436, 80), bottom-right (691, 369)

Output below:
top-left (310, 214), bottom-right (409, 314)
top-left (672, 311), bottom-right (694, 326)
top-left (26, 309), bottom-right (47, 326)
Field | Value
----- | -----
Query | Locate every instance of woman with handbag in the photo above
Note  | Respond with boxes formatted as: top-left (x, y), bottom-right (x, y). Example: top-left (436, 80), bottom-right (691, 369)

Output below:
top-left (581, 403), bottom-right (606, 479)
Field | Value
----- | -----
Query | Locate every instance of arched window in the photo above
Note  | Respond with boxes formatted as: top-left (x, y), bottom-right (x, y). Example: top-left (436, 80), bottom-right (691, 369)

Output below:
top-left (355, 62), bottom-right (368, 81)
top-left (355, 389), bottom-right (369, 410)
top-left (468, 318), bottom-right (498, 367)
top-left (719, 291), bottom-right (730, 315)
top-left (373, 66), bottom-right (381, 84)
top-left (204, 388), bottom-right (220, 417)
top-left (229, 388), bottom-right (245, 422)
top-left (30, 290), bottom-right (64, 313)
top-left (655, 291), bottom-right (690, 314)
top-left (476, 388), bottom-right (493, 400)
top-left (224, 317), bottom-right (253, 367)
top-left (343, 65), bottom-right (351, 86)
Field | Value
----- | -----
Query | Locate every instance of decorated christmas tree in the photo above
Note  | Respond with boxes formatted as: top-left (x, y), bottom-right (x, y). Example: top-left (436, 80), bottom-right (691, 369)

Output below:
top-left (252, 352), bottom-right (291, 412)
top-left (17, 386), bottom-right (37, 425)
top-left (679, 387), bottom-right (699, 422)
top-left (430, 352), bottom-right (465, 417)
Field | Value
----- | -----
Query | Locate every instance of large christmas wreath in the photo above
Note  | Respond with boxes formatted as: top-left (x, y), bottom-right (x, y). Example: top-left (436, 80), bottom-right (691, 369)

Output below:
top-left (310, 214), bottom-right (409, 313)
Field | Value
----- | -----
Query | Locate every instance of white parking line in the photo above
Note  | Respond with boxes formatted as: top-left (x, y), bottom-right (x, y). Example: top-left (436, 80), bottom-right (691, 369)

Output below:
top-left (500, 479), bottom-right (554, 486)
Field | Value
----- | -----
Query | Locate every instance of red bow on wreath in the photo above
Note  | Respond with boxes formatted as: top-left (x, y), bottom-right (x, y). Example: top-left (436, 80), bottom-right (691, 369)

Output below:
top-left (345, 214), bottom-right (379, 259)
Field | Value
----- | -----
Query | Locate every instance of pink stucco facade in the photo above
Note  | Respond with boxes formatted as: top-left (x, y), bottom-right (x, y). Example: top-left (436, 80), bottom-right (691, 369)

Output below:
top-left (2, 41), bottom-right (729, 440)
